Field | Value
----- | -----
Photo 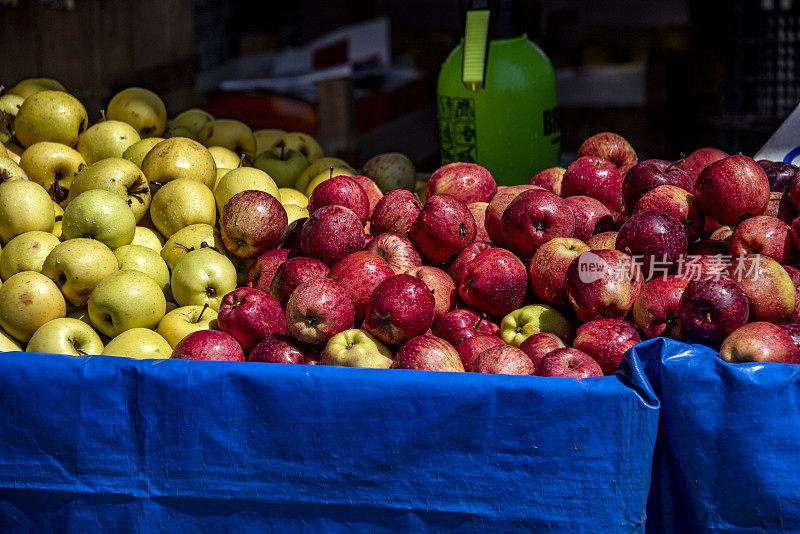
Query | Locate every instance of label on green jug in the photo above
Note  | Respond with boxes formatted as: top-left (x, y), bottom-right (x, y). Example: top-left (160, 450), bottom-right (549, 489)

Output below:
top-left (438, 95), bottom-right (477, 164)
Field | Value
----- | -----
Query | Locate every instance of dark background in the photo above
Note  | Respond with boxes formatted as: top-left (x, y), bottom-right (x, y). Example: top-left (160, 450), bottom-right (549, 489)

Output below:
top-left (2, 0), bottom-right (798, 169)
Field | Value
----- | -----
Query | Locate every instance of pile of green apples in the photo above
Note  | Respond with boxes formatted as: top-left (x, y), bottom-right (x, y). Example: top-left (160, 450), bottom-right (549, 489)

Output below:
top-left (0, 77), bottom-right (381, 359)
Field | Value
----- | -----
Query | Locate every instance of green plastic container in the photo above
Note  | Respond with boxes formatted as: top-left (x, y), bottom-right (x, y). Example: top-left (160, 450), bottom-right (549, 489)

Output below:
top-left (437, 0), bottom-right (560, 186)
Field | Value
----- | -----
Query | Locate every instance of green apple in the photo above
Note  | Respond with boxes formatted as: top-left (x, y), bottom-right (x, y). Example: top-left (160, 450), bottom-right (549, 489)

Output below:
top-left (254, 128), bottom-right (286, 155)
top-left (319, 328), bottom-right (393, 368)
top-left (170, 247), bottom-right (237, 311)
top-left (41, 238), bottom-right (119, 306)
top-left (0, 180), bottom-right (55, 243)
top-left (160, 223), bottom-right (218, 270)
top-left (88, 269), bottom-right (167, 337)
top-left (171, 108), bottom-right (215, 136)
top-left (0, 271), bottom-right (66, 342)
top-left (26, 317), bottom-right (104, 356)
top-left (122, 137), bottom-right (164, 168)
top-left (68, 157), bottom-right (151, 222)
top-left (61, 189), bottom-right (136, 249)
top-left (8, 78), bottom-right (67, 99)
top-left (196, 119), bottom-right (256, 163)
top-left (106, 87), bottom-right (167, 138)
top-left (208, 145), bottom-right (242, 169)
top-left (156, 304), bottom-right (218, 348)
top-left (150, 178), bottom-right (216, 238)
top-left (0, 230), bottom-right (61, 281)
top-left (253, 146), bottom-right (310, 188)
top-left (0, 155), bottom-right (29, 182)
top-left (293, 157), bottom-right (353, 193)
top-left (278, 187), bottom-right (308, 208)
top-left (102, 327), bottom-right (172, 359)
top-left (114, 244), bottom-right (170, 297)
top-left (0, 93), bottom-right (24, 144)
top-left (14, 90), bottom-right (88, 148)
top-left (76, 119), bottom-right (141, 164)
top-left (271, 132), bottom-right (323, 162)
top-left (212, 167), bottom-right (278, 213)
top-left (131, 226), bottom-right (165, 252)
top-left (140, 137), bottom-right (216, 189)
top-left (19, 141), bottom-right (86, 205)
top-left (0, 325), bottom-right (22, 352)
top-left (499, 304), bottom-right (575, 347)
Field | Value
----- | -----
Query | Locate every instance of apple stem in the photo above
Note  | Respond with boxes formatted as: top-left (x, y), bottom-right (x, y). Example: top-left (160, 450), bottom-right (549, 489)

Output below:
top-left (238, 153), bottom-right (245, 168)
top-left (197, 303), bottom-right (209, 323)
top-left (666, 159), bottom-right (684, 172)
top-left (175, 242), bottom-right (194, 251)
top-left (329, 167), bottom-right (334, 180)
top-left (100, 109), bottom-right (106, 122)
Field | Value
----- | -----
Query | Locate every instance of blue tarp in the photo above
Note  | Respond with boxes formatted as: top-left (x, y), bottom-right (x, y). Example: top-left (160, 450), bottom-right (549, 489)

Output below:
top-left (634, 338), bottom-right (800, 533)
top-left (0, 350), bottom-right (659, 533)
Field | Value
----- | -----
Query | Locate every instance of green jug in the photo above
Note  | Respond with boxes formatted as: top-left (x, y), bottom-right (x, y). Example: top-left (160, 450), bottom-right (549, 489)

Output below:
top-left (437, 0), bottom-right (560, 186)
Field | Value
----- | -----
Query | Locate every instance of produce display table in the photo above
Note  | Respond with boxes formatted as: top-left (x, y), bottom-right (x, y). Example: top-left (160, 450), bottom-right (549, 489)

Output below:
top-left (634, 338), bottom-right (800, 533)
top-left (0, 351), bottom-right (658, 533)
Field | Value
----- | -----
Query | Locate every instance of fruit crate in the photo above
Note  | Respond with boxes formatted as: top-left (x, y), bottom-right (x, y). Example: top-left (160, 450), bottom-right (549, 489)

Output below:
top-left (0, 350), bottom-right (658, 533)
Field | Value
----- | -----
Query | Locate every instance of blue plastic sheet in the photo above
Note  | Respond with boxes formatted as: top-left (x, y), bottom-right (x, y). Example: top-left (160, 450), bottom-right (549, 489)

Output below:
top-left (0, 351), bottom-right (658, 533)
top-left (634, 338), bottom-right (800, 533)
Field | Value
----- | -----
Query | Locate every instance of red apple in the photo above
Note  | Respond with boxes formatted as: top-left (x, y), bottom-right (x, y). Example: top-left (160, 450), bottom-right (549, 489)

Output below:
top-left (562, 195), bottom-right (614, 241)
top-left (501, 189), bottom-right (576, 259)
top-left (362, 274), bottom-right (435, 345)
top-left (426, 162), bottom-right (497, 204)
top-left (535, 348), bottom-right (603, 378)
top-left (472, 344), bottom-right (535, 375)
top-left (573, 319), bottom-right (641, 375)
top-left (410, 194), bottom-right (476, 264)
top-left (391, 334), bottom-right (464, 372)
top-left (784, 265), bottom-right (800, 287)
top-left (406, 266), bottom-right (457, 325)
top-left (765, 192), bottom-right (784, 219)
top-left (577, 132), bottom-right (638, 176)
top-left (561, 156), bottom-right (624, 214)
top-left (694, 155), bottom-right (770, 225)
top-left (307, 175), bottom-right (370, 225)
top-left (364, 232), bottom-right (423, 274)
top-left (529, 237), bottom-right (590, 307)
top-left (678, 147), bottom-right (728, 183)
top-left (285, 278), bottom-right (355, 346)
top-left (269, 256), bottom-right (330, 308)
top-left (485, 184), bottom-right (539, 247)
top-left (467, 201), bottom-right (490, 242)
top-left (564, 249), bottom-right (644, 321)
top-left (349, 174), bottom-right (383, 219)
top-left (458, 247), bottom-right (528, 317)
top-left (219, 190), bottom-right (288, 258)
top-left (518, 332), bottom-right (566, 367)
top-left (633, 275), bottom-right (690, 339)
top-left (678, 276), bottom-right (749, 342)
top-left (529, 167), bottom-right (566, 196)
top-left (282, 217), bottom-right (306, 252)
top-left (622, 159), bottom-right (693, 215)
top-left (172, 330), bottom-right (245, 362)
top-left (249, 334), bottom-right (316, 364)
top-left (369, 189), bottom-right (422, 237)
top-left (726, 254), bottom-right (796, 323)
top-left (632, 185), bottom-right (705, 243)
top-left (455, 334), bottom-right (505, 371)
top-left (719, 322), bottom-right (800, 364)
top-left (247, 248), bottom-right (294, 292)
top-left (217, 287), bottom-right (288, 353)
top-left (616, 211), bottom-right (688, 279)
top-left (300, 204), bottom-right (366, 266)
top-left (448, 240), bottom-right (492, 288)
top-left (433, 308), bottom-right (500, 347)
top-left (728, 215), bottom-right (796, 264)
top-left (328, 251), bottom-right (394, 322)
top-left (760, 160), bottom-right (800, 193)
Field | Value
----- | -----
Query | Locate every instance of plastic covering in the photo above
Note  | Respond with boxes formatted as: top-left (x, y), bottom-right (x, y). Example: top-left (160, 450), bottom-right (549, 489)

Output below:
top-left (634, 337), bottom-right (800, 533)
top-left (0, 350), bottom-right (658, 532)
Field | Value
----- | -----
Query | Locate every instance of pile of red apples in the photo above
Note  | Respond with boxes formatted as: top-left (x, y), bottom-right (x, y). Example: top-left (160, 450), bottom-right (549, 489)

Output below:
top-left (183, 132), bottom-right (800, 375)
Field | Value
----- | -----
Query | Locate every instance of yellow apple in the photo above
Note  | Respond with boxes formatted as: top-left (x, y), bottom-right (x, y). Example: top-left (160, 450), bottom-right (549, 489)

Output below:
top-left (26, 317), bottom-right (104, 356)
top-left (14, 90), bottom-right (88, 148)
top-left (170, 247), bottom-right (237, 311)
top-left (68, 157), bottom-right (151, 222)
top-left (76, 119), bottom-right (141, 164)
top-left (207, 145), bottom-right (242, 169)
top-left (0, 325), bottom-right (22, 352)
top-left (254, 128), bottom-right (286, 155)
top-left (196, 119), bottom-right (256, 163)
top-left (0, 180), bottom-right (55, 243)
top-left (122, 137), bottom-right (164, 168)
top-left (0, 230), bottom-right (61, 281)
top-left (171, 108), bottom-right (214, 136)
top-left (284, 204), bottom-right (309, 225)
top-left (106, 87), bottom-right (167, 138)
top-left (0, 271), bottom-right (66, 342)
top-left (305, 166), bottom-right (355, 197)
top-left (88, 269), bottom-right (167, 338)
top-left (114, 244), bottom-right (171, 297)
top-left (8, 78), bottom-right (67, 99)
top-left (131, 226), bottom-right (165, 252)
top-left (271, 132), bottom-right (323, 162)
top-left (61, 189), bottom-right (136, 249)
top-left (156, 304), bottom-right (218, 348)
top-left (102, 328), bottom-right (172, 359)
top-left (149, 178), bottom-right (216, 238)
top-left (140, 137), bottom-right (216, 189)
top-left (160, 223), bottom-right (219, 270)
top-left (0, 155), bottom-right (29, 182)
top-left (19, 141), bottom-right (86, 206)
top-left (41, 238), bottom-right (119, 306)
top-left (278, 187), bottom-right (308, 208)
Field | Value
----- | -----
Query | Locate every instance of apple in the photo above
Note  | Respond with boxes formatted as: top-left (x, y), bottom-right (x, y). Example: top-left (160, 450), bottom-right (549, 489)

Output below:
top-left (87, 269), bottom-right (167, 338)
top-left (632, 185), bottom-right (705, 243)
top-left (132, 226), bottom-right (165, 252)
top-left (0, 179), bottom-right (55, 242)
top-left (170, 247), bottom-right (238, 311)
top-left (219, 190), bottom-right (288, 259)
top-left (0, 156), bottom-right (28, 182)
top-left (247, 249), bottom-right (294, 292)
top-left (362, 152), bottom-right (415, 192)
top-left (529, 237), bottom-right (591, 307)
top-left (448, 240), bottom-right (491, 288)
top-left (499, 304), bottom-right (574, 347)
top-left (156, 304), bottom-right (218, 348)
top-left (694, 155), bottom-right (770, 225)
top-left (100, 328), bottom-right (172, 359)
top-left (26, 317), bottom-right (103, 356)
top-left (765, 192), bottom-right (789, 221)
top-left (270, 256), bottom-right (330, 307)
top-left (426, 162), bottom-right (497, 204)
top-left (41, 238), bottom-right (119, 305)
top-left (363, 232), bottom-right (423, 274)
top-left (454, 333), bottom-right (506, 371)
top-left (678, 147), bottom-right (728, 183)
top-left (76, 120), bottom-right (141, 164)
top-left (616, 211), bottom-right (688, 279)
top-left (0, 93), bottom-right (24, 144)
top-left (362, 274), bottom-right (435, 345)
top-left (302, 166), bottom-right (356, 197)
top-left (14, 90), bottom-right (88, 148)
top-left (249, 334), bottom-right (316, 365)
top-left (172, 108), bottom-right (215, 137)
top-left (68, 157), bottom-right (151, 221)
top-left (0, 271), bottom-right (66, 342)
top-left (720, 322), bottom-right (800, 364)
top-left (307, 174), bottom-right (370, 224)
top-left (784, 265), bottom-right (800, 287)
top-left (529, 166), bottom-right (566, 195)
top-left (149, 178), bottom-right (216, 238)
top-left (484, 184), bottom-right (539, 247)
top-left (7, 78), bottom-right (66, 98)
top-left (518, 332), bottom-right (566, 367)
top-left (253, 145), bottom-right (311, 188)
top-left (406, 266), bottom-right (457, 324)
top-left (140, 137), bottom-right (216, 189)
top-left (678, 275), bottom-right (750, 342)
top-left (728, 215), bottom-right (796, 264)
top-left (410, 194), bottom-right (476, 264)
top-left (433, 308), bottom-right (499, 347)
top-left (633, 275), bottom-right (690, 339)
top-left (122, 137), bottom-right (164, 168)
top-left (577, 132), bottom-right (638, 175)
top-left (621, 159), bottom-right (693, 214)
top-left (472, 344), bottom-right (535, 375)
top-left (348, 174), bottom-right (383, 219)
top-left (159, 223), bottom-right (218, 270)
top-left (391, 334), bottom-right (464, 372)
top-left (370, 189), bottom-right (423, 237)
top-left (760, 160), bottom-right (800, 193)
top-left (319, 328), bottom-right (394, 368)
top-left (172, 330), bottom-right (245, 362)
top-left (217, 287), bottom-right (288, 353)
top-left (61, 189), bottom-right (136, 249)
top-left (0, 230), bottom-right (60, 281)
top-left (18, 141), bottom-right (86, 205)
top-left (283, 217), bottom-right (306, 252)
top-left (114, 244), bottom-right (171, 296)
top-left (501, 189), bottom-right (576, 259)
top-left (293, 157), bottom-right (354, 192)
top-left (328, 251), bottom-right (394, 322)
top-left (586, 231), bottom-right (618, 250)
top-left (561, 156), bottom-right (624, 214)
top-left (459, 247), bottom-right (527, 317)
top-left (727, 254), bottom-right (796, 323)
top-left (196, 119), bottom-right (256, 162)
top-left (536, 348), bottom-right (603, 378)
top-left (562, 196), bottom-right (614, 242)
top-left (300, 205), bottom-right (365, 266)
top-left (467, 202), bottom-right (490, 242)
top-left (213, 166), bottom-right (279, 213)
top-left (269, 132), bottom-right (322, 163)
top-left (564, 249), bottom-right (644, 321)
top-left (107, 87), bottom-right (167, 138)
top-left (573, 319), bottom-right (641, 375)
top-left (285, 278), bottom-right (355, 346)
